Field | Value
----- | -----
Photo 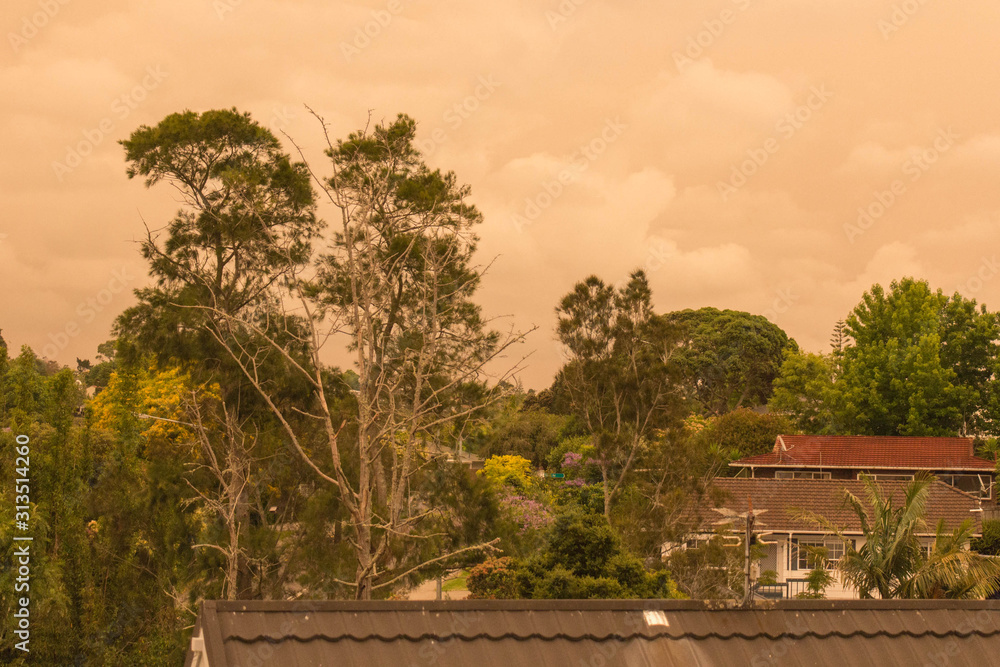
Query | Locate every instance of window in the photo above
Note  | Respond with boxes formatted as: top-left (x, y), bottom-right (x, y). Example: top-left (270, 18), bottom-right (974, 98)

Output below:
top-left (684, 538), bottom-right (712, 550)
top-left (939, 474), bottom-right (992, 499)
top-left (792, 538), bottom-right (848, 570)
top-left (863, 473), bottom-right (915, 482)
top-left (775, 471), bottom-right (832, 480)
top-left (795, 540), bottom-right (826, 570)
top-left (921, 544), bottom-right (933, 560)
top-left (825, 540), bottom-right (845, 565)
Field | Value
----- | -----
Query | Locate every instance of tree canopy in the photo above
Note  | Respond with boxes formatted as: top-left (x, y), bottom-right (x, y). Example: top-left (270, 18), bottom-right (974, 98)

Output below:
top-left (663, 307), bottom-right (797, 415)
top-left (771, 278), bottom-right (1000, 436)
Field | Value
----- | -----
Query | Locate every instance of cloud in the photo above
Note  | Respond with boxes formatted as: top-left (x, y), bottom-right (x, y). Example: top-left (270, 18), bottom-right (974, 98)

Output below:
top-left (4, 1), bottom-right (1000, 388)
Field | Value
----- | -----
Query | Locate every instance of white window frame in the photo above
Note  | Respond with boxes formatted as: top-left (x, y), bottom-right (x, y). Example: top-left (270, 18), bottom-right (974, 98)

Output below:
top-left (790, 537), bottom-right (849, 571)
top-left (860, 473), bottom-right (915, 482)
top-left (775, 470), bottom-right (832, 480)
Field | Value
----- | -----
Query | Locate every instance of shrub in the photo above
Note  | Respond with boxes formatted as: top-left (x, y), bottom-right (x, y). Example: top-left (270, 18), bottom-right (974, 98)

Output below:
top-left (467, 557), bottom-right (519, 599)
top-left (478, 455), bottom-right (534, 492)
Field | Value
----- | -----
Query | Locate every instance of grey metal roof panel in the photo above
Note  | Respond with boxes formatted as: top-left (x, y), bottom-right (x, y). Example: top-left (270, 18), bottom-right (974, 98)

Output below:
top-left (197, 600), bottom-right (1000, 667)
top-left (218, 634), bottom-right (998, 667)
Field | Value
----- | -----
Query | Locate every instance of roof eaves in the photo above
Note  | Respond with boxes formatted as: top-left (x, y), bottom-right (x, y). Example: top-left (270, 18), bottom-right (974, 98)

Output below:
top-left (201, 600), bottom-right (228, 667)
top-left (728, 462), bottom-right (993, 471)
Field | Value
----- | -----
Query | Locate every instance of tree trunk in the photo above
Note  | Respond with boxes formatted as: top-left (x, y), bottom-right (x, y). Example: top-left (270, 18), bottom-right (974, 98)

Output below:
top-left (602, 465), bottom-right (611, 519)
top-left (355, 521), bottom-right (373, 600)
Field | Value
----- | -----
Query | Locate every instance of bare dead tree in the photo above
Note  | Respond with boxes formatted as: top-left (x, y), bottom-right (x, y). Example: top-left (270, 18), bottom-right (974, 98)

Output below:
top-left (176, 111), bottom-right (530, 599)
top-left (183, 393), bottom-right (256, 601)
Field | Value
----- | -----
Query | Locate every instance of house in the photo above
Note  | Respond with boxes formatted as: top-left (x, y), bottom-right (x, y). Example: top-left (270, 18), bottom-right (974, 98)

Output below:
top-left (186, 598), bottom-right (1000, 666)
top-left (425, 442), bottom-right (485, 472)
top-left (731, 435), bottom-right (996, 500)
top-left (672, 477), bottom-right (984, 599)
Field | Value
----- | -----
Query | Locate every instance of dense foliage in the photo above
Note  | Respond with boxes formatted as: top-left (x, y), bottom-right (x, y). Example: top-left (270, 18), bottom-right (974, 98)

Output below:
top-left (468, 502), bottom-right (682, 600)
top-left (663, 308), bottom-right (796, 415)
top-left (5, 106), bottom-right (1000, 662)
top-left (771, 278), bottom-right (1000, 436)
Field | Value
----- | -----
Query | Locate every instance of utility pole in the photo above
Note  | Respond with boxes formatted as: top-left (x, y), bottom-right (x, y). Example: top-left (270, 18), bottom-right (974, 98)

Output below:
top-left (713, 499), bottom-right (772, 607)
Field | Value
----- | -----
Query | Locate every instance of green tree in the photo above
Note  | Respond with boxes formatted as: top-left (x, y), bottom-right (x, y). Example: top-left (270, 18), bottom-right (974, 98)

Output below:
top-left (771, 279), bottom-right (1000, 436)
top-left (473, 394), bottom-right (571, 467)
top-left (4, 346), bottom-right (49, 428)
top-left (835, 278), bottom-right (998, 436)
top-left (467, 557), bottom-right (519, 599)
top-left (768, 350), bottom-right (836, 434)
top-left (0, 333), bottom-right (10, 421)
top-left (796, 545), bottom-right (835, 599)
top-left (702, 408), bottom-right (794, 465)
top-left (554, 271), bottom-right (684, 518)
top-left (117, 108), bottom-right (336, 604)
top-left (972, 520), bottom-right (1000, 556)
top-left (662, 307), bottom-right (796, 415)
top-left (117, 108), bottom-right (319, 369)
top-left (468, 509), bottom-right (682, 600)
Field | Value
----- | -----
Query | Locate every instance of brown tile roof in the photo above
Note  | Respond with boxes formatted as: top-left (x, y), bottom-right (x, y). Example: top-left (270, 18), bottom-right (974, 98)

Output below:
top-left (731, 435), bottom-right (995, 471)
top-left (187, 599), bottom-right (1000, 667)
top-left (682, 477), bottom-right (983, 535)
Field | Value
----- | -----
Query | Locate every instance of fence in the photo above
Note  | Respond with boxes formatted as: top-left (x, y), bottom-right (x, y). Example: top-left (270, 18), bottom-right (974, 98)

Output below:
top-left (753, 579), bottom-right (812, 600)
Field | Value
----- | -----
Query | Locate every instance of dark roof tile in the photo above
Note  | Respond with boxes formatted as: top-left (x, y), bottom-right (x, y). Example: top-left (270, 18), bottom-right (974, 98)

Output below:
top-left (681, 477), bottom-right (983, 535)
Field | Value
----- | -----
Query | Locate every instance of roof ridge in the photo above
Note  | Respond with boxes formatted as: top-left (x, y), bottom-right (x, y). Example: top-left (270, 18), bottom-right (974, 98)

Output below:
top-left (211, 599), bottom-right (1000, 612)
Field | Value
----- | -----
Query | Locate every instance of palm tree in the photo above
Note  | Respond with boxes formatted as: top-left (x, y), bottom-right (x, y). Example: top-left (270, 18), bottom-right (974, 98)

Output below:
top-left (804, 474), bottom-right (1000, 599)
top-left (898, 520), bottom-right (1000, 599)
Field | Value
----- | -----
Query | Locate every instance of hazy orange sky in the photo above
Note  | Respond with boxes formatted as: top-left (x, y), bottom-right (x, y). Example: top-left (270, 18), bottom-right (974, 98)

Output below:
top-left (3, 0), bottom-right (1000, 388)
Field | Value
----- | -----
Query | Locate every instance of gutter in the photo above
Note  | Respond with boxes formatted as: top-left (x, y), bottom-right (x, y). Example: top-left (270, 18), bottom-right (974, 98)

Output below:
top-left (730, 463), bottom-right (994, 472)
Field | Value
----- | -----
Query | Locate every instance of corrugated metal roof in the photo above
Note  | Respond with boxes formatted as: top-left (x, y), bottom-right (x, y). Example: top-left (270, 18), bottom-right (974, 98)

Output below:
top-left (681, 478), bottom-right (983, 535)
top-left (189, 599), bottom-right (1000, 666)
top-left (732, 435), bottom-right (993, 471)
